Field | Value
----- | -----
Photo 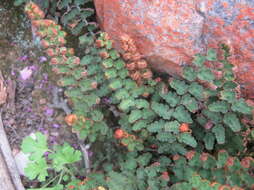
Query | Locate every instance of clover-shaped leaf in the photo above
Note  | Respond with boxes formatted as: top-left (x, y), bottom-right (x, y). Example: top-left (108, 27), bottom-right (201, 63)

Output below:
top-left (21, 132), bottom-right (48, 161)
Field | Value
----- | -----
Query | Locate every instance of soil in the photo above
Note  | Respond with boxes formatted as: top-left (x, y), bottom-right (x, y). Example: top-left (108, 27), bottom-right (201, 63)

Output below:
top-left (0, 1), bottom-right (77, 153)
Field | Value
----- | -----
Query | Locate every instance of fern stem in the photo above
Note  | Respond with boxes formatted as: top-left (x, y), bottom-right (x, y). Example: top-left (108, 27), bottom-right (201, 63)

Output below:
top-left (41, 173), bottom-right (61, 188)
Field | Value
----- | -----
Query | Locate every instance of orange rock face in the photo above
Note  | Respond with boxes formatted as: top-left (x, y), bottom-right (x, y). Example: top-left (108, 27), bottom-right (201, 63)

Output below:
top-left (94, 0), bottom-right (254, 98)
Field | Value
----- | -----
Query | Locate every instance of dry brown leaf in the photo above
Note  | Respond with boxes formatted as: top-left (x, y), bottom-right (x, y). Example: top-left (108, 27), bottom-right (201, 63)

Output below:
top-left (0, 71), bottom-right (7, 105)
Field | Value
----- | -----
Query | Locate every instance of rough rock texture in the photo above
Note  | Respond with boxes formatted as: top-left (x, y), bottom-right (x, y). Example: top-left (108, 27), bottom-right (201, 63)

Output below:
top-left (94, 0), bottom-right (254, 98)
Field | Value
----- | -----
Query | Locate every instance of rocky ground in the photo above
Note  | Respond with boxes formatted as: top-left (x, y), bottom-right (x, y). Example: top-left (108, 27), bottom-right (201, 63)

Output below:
top-left (0, 1), bottom-right (77, 161)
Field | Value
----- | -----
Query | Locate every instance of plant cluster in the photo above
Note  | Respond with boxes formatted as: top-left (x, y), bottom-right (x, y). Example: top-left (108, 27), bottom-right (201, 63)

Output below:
top-left (17, 0), bottom-right (96, 36)
top-left (21, 2), bottom-right (254, 190)
top-left (21, 132), bottom-right (82, 190)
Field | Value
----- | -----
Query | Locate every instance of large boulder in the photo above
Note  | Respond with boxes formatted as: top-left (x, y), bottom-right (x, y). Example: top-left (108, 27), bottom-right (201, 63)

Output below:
top-left (94, 0), bottom-right (254, 98)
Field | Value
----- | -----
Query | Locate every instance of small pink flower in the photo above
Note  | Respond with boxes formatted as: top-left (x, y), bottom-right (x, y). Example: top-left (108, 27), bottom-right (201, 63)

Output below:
top-left (44, 108), bottom-right (54, 117)
top-left (39, 56), bottom-right (47, 63)
top-left (204, 121), bottom-right (213, 130)
top-left (20, 67), bottom-right (33, 80)
top-left (52, 123), bottom-right (60, 128)
top-left (18, 55), bottom-right (28, 62)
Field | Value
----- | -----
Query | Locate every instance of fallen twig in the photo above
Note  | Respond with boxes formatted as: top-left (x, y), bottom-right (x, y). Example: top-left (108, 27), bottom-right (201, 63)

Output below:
top-left (6, 77), bottom-right (16, 114)
top-left (0, 71), bottom-right (7, 105)
top-left (0, 109), bottom-right (25, 190)
top-left (0, 150), bottom-right (15, 190)
top-left (79, 142), bottom-right (91, 174)
top-left (48, 86), bottom-right (72, 114)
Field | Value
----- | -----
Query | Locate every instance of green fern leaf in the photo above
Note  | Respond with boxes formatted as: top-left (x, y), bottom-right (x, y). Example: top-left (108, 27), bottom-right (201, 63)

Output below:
top-left (178, 133), bottom-right (197, 147)
top-left (81, 55), bottom-right (95, 65)
top-left (181, 94), bottom-right (199, 113)
top-left (173, 106), bottom-right (193, 123)
top-left (132, 120), bottom-right (147, 131)
top-left (151, 101), bottom-right (173, 120)
top-left (135, 99), bottom-right (150, 109)
top-left (164, 121), bottom-right (180, 134)
top-left (203, 133), bottom-right (215, 150)
top-left (114, 59), bottom-right (125, 70)
top-left (193, 54), bottom-right (206, 67)
top-left (208, 101), bottom-right (229, 113)
top-left (183, 66), bottom-right (197, 81)
top-left (119, 99), bottom-right (135, 111)
top-left (147, 120), bottom-right (165, 133)
top-left (170, 79), bottom-right (189, 95)
top-left (90, 110), bottom-right (104, 122)
top-left (128, 110), bottom-right (143, 123)
top-left (212, 124), bottom-right (225, 144)
top-left (156, 132), bottom-right (176, 143)
top-left (114, 89), bottom-right (130, 100)
top-left (217, 151), bottom-right (229, 168)
top-left (231, 99), bottom-right (253, 115)
top-left (220, 90), bottom-right (236, 103)
top-left (159, 91), bottom-right (180, 107)
top-left (109, 79), bottom-right (123, 90)
top-left (188, 82), bottom-right (204, 100)
top-left (202, 110), bottom-right (223, 124)
top-left (223, 113), bottom-right (242, 132)
top-left (206, 49), bottom-right (217, 61)
top-left (197, 67), bottom-right (215, 82)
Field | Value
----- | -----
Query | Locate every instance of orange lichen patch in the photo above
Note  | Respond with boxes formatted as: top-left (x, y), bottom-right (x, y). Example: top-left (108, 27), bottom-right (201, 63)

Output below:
top-left (119, 33), bottom-right (153, 84)
top-left (94, 0), bottom-right (254, 98)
